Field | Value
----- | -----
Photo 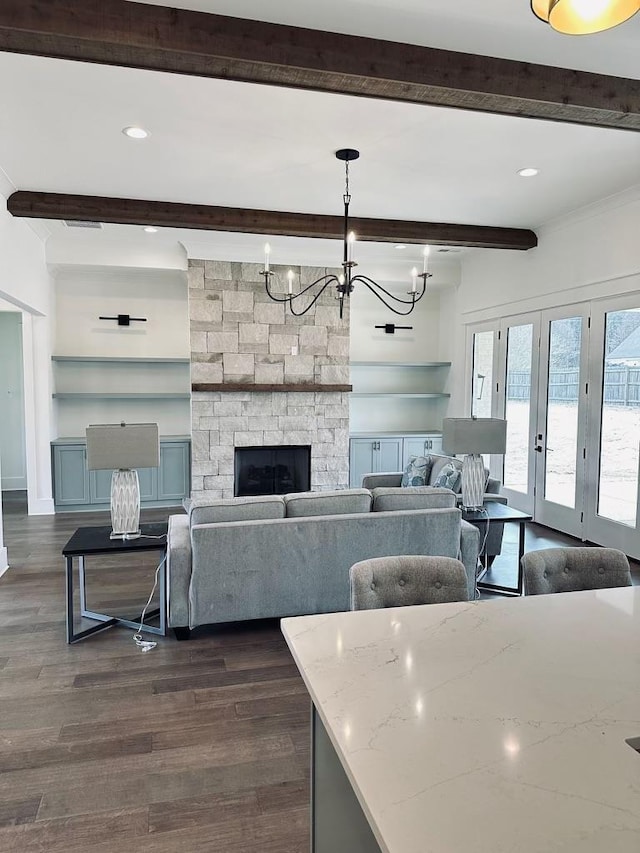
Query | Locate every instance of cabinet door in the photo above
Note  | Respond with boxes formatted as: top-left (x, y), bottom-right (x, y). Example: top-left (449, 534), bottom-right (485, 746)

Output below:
top-left (53, 445), bottom-right (90, 506)
top-left (138, 467), bottom-right (157, 502)
top-left (402, 437), bottom-right (429, 467)
top-left (349, 439), bottom-right (376, 488)
top-left (377, 438), bottom-right (402, 473)
top-left (89, 469), bottom-right (112, 503)
top-left (427, 435), bottom-right (443, 455)
top-left (158, 442), bottom-right (190, 501)
top-left (89, 466), bottom-right (156, 504)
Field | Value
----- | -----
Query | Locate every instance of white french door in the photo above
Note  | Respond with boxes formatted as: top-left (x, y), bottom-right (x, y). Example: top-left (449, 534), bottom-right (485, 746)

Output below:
top-left (533, 305), bottom-right (590, 537)
top-left (584, 295), bottom-right (640, 559)
top-left (496, 312), bottom-right (540, 517)
top-left (468, 305), bottom-right (589, 537)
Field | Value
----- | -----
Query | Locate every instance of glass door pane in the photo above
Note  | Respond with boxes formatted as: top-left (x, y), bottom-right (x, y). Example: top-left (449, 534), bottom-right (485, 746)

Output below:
top-left (503, 324), bottom-right (533, 495)
top-left (471, 331), bottom-right (494, 418)
top-left (544, 317), bottom-right (582, 508)
top-left (597, 308), bottom-right (640, 527)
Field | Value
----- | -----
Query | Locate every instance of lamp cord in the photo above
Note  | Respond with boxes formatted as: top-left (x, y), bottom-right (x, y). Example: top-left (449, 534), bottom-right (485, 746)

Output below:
top-left (476, 509), bottom-right (490, 600)
top-left (133, 555), bottom-right (165, 652)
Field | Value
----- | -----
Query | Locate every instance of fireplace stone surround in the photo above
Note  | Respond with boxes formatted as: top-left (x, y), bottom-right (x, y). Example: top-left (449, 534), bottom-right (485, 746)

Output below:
top-left (189, 260), bottom-right (350, 501)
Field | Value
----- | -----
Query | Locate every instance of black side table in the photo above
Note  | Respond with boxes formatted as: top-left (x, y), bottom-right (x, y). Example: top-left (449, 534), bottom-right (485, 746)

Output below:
top-left (62, 522), bottom-right (168, 644)
top-left (462, 503), bottom-right (533, 596)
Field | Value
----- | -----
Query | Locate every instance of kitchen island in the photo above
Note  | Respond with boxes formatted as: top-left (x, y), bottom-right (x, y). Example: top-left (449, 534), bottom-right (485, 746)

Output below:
top-left (282, 587), bottom-right (640, 852)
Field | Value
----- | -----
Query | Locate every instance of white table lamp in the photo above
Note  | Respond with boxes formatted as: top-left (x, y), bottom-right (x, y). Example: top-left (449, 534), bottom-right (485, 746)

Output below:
top-left (86, 423), bottom-right (160, 539)
top-left (442, 418), bottom-right (507, 510)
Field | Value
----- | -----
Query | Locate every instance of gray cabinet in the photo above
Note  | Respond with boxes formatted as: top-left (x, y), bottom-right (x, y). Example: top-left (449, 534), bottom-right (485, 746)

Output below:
top-left (52, 438), bottom-right (190, 511)
top-left (350, 434), bottom-right (443, 487)
top-left (349, 437), bottom-right (402, 488)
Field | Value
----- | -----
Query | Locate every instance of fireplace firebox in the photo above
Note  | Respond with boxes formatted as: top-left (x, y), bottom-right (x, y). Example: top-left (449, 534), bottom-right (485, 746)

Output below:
top-left (234, 446), bottom-right (311, 497)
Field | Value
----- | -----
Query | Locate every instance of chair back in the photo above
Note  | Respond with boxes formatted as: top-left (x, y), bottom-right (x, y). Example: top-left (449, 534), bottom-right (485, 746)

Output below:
top-left (350, 555), bottom-right (469, 610)
top-left (521, 547), bottom-right (631, 595)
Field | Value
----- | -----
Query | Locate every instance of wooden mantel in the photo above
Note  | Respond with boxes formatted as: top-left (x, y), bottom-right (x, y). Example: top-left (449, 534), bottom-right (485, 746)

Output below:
top-left (192, 383), bottom-right (353, 393)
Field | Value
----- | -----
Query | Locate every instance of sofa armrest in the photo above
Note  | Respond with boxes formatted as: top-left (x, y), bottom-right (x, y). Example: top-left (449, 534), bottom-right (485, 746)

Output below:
top-left (167, 514), bottom-right (192, 628)
top-left (459, 519), bottom-right (481, 601)
top-left (482, 494), bottom-right (508, 506)
top-left (485, 477), bottom-right (502, 495)
top-left (361, 472), bottom-right (403, 489)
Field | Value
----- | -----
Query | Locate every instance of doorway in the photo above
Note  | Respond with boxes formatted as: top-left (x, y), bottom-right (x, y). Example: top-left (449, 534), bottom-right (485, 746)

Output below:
top-left (0, 312), bottom-right (27, 493)
top-left (468, 296), bottom-right (640, 558)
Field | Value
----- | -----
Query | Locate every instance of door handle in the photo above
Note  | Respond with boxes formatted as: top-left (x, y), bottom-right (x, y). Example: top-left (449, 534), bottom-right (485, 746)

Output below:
top-left (534, 445), bottom-right (543, 453)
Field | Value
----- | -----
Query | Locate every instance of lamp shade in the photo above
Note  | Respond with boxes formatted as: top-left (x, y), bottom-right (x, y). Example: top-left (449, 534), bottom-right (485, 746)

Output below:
top-left (531, 0), bottom-right (640, 34)
top-left (442, 418), bottom-right (507, 456)
top-left (86, 423), bottom-right (160, 470)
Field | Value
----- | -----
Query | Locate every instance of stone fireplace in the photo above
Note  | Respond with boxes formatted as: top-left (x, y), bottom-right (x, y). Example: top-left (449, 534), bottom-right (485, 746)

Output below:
top-left (188, 260), bottom-right (350, 501)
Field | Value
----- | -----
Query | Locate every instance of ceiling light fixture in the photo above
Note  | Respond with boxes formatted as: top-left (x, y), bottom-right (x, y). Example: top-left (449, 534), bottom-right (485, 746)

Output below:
top-left (395, 244), bottom-right (407, 250)
top-left (122, 126), bottom-right (149, 139)
top-left (143, 226), bottom-right (158, 233)
top-left (531, 0), bottom-right (639, 34)
top-left (260, 149), bottom-right (431, 318)
top-left (518, 167), bottom-right (540, 177)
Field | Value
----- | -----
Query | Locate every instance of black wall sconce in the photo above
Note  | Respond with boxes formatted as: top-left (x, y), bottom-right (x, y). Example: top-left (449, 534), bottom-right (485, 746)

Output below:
top-left (99, 314), bottom-right (147, 327)
top-left (374, 323), bottom-right (413, 335)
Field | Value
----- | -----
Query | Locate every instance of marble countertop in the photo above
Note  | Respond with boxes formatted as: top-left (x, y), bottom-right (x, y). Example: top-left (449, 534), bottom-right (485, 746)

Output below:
top-left (282, 587), bottom-right (640, 853)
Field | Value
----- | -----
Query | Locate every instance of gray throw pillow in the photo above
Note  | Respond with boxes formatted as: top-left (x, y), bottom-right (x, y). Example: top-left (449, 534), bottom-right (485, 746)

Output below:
top-left (401, 455), bottom-right (432, 487)
top-left (433, 461), bottom-right (461, 492)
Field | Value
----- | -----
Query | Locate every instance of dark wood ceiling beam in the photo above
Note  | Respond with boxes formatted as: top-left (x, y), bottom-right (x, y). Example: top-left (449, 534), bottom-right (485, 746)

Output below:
top-left (0, 1), bottom-right (638, 131)
top-left (7, 191), bottom-right (537, 250)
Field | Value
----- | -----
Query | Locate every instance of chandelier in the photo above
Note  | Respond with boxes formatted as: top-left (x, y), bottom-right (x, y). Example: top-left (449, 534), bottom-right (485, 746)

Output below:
top-left (260, 149), bottom-right (431, 319)
top-left (531, 0), bottom-right (639, 34)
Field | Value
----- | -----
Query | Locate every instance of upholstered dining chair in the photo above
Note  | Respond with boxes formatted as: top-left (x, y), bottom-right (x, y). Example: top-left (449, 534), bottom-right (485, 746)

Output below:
top-left (521, 547), bottom-right (632, 595)
top-left (349, 555), bottom-right (470, 611)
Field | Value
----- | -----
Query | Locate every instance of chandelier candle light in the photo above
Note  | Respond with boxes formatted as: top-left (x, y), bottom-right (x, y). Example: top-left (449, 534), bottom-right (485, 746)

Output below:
top-left (531, 0), bottom-right (639, 34)
top-left (260, 149), bottom-right (431, 318)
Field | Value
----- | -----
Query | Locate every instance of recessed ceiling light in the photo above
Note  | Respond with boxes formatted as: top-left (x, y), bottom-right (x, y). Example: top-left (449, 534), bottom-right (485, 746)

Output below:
top-left (143, 226), bottom-right (158, 233)
top-left (122, 126), bottom-right (149, 139)
top-left (394, 244), bottom-right (406, 250)
top-left (518, 167), bottom-right (539, 178)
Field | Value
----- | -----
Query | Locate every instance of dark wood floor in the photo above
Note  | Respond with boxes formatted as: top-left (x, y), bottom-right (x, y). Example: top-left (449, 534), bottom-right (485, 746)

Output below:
top-left (0, 494), bottom-right (637, 852)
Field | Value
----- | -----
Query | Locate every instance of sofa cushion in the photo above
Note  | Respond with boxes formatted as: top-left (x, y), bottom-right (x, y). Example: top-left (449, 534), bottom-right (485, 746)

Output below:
top-left (401, 455), bottom-right (432, 487)
top-left (433, 461), bottom-right (462, 492)
top-left (429, 455), bottom-right (463, 491)
top-left (284, 489), bottom-right (372, 518)
top-left (371, 487), bottom-right (457, 512)
top-left (190, 495), bottom-right (285, 526)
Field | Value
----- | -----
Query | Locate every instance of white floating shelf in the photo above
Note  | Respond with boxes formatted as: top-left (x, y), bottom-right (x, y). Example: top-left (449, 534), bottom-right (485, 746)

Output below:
top-left (53, 393), bottom-right (190, 400)
top-left (52, 356), bottom-right (190, 364)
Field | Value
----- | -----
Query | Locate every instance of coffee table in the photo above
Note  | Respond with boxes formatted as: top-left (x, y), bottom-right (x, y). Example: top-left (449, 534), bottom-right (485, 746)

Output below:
top-left (62, 522), bottom-right (168, 644)
top-left (462, 502), bottom-right (532, 596)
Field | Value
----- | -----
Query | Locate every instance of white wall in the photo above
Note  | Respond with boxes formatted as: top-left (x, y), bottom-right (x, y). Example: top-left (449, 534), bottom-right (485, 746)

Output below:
top-left (448, 186), bottom-right (640, 415)
top-left (349, 264), bottom-right (460, 433)
top-left (52, 266), bottom-right (190, 437)
top-left (0, 187), bottom-right (54, 521)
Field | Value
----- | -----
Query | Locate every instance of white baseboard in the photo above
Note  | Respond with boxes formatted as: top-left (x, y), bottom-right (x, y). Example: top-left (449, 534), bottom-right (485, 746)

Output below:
top-left (0, 548), bottom-right (8, 577)
top-left (27, 497), bottom-right (55, 516)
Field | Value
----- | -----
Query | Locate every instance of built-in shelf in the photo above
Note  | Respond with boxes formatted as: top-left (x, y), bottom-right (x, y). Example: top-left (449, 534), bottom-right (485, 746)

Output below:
top-left (350, 392), bottom-right (450, 399)
top-left (52, 393), bottom-right (191, 400)
top-left (350, 361), bottom-right (451, 368)
top-left (52, 356), bottom-right (190, 364)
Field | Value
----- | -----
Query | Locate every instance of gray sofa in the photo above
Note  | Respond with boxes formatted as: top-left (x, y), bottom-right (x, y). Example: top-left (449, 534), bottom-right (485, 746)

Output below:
top-left (166, 486), bottom-right (480, 636)
top-left (362, 453), bottom-right (507, 565)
